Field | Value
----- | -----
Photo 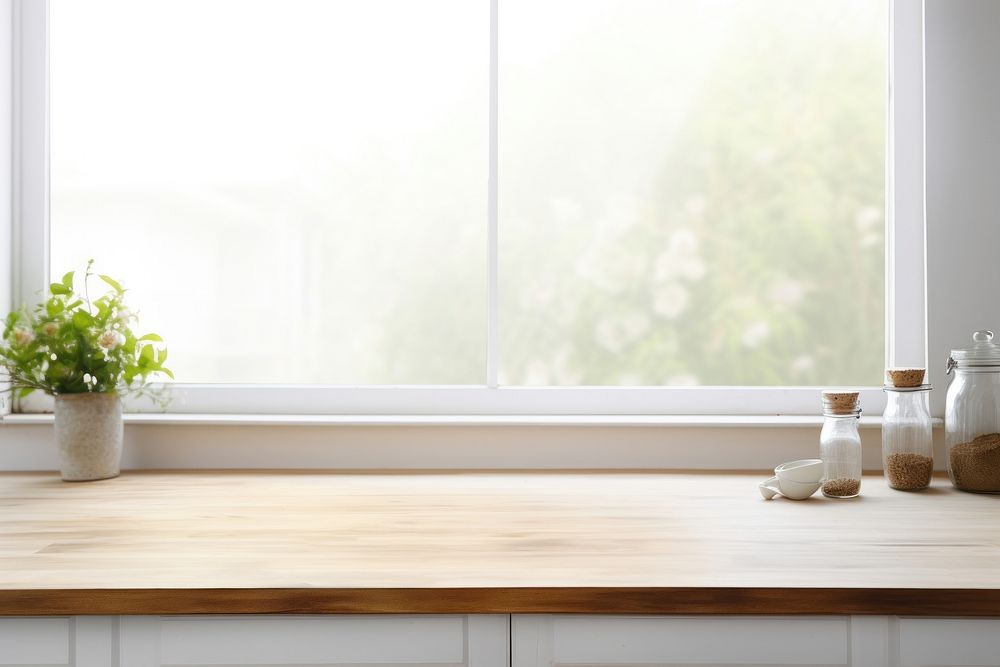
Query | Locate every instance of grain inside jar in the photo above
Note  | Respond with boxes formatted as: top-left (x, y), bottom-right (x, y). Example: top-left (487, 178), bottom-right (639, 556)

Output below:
top-left (885, 452), bottom-right (934, 490)
top-left (949, 433), bottom-right (1000, 492)
top-left (821, 477), bottom-right (860, 498)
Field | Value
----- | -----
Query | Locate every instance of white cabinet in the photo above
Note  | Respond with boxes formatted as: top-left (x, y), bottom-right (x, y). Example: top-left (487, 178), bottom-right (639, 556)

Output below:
top-left (0, 617), bottom-right (114, 667)
top-left (513, 615), bottom-right (854, 666)
top-left (0, 615), bottom-right (506, 667)
top-left (120, 615), bottom-right (507, 667)
top-left (4, 614), bottom-right (1000, 667)
top-left (898, 618), bottom-right (1000, 666)
top-left (511, 615), bottom-right (997, 667)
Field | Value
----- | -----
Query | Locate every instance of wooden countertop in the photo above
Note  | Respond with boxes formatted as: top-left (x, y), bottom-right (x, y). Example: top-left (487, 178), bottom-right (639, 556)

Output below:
top-left (1, 470), bottom-right (999, 616)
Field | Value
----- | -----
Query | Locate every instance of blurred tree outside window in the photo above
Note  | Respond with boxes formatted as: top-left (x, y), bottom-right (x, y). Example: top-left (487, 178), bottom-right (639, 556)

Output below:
top-left (500, 0), bottom-right (886, 386)
top-left (50, 0), bottom-right (886, 387)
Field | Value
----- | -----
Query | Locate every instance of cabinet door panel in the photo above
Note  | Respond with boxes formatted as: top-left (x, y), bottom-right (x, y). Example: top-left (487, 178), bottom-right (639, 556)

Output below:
top-left (514, 615), bottom-right (850, 666)
top-left (0, 618), bottom-right (70, 665)
top-left (121, 614), bottom-right (508, 667)
top-left (0, 617), bottom-right (112, 667)
top-left (899, 618), bottom-right (1000, 666)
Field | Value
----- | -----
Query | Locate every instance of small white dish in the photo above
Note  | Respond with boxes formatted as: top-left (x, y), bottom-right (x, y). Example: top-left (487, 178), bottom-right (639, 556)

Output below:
top-left (774, 458), bottom-right (823, 484)
top-left (759, 475), bottom-right (821, 501)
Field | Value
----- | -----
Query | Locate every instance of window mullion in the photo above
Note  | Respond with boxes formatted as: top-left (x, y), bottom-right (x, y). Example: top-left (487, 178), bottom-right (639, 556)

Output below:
top-left (887, 0), bottom-right (926, 370)
top-left (487, 0), bottom-right (500, 388)
top-left (12, 0), bottom-right (49, 315)
top-left (9, 0), bottom-right (50, 416)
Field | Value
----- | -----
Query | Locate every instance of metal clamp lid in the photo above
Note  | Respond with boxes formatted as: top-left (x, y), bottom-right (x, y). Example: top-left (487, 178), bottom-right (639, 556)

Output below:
top-left (947, 330), bottom-right (1000, 374)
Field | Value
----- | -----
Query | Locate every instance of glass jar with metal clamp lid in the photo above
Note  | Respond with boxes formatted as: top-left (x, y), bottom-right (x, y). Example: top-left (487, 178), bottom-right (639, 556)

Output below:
top-left (945, 330), bottom-right (1000, 492)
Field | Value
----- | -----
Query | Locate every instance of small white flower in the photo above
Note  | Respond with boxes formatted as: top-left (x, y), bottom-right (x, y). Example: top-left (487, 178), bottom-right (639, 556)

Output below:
top-left (855, 206), bottom-right (882, 231)
top-left (792, 355), bottom-right (815, 374)
top-left (742, 321), bottom-right (771, 348)
top-left (50, 353), bottom-right (57, 361)
top-left (653, 230), bottom-right (706, 283)
top-left (770, 279), bottom-right (807, 307)
top-left (41, 322), bottom-right (59, 337)
top-left (652, 283), bottom-right (689, 320)
top-left (83, 373), bottom-right (92, 383)
top-left (12, 326), bottom-right (34, 346)
top-left (621, 313), bottom-right (650, 342)
top-left (98, 330), bottom-right (126, 350)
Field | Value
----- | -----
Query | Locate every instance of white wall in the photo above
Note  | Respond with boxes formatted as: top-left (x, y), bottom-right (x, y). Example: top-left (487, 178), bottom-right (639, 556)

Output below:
top-left (0, 421), bottom-right (941, 471)
top-left (926, 0), bottom-right (1000, 415)
top-left (0, 0), bottom-right (11, 416)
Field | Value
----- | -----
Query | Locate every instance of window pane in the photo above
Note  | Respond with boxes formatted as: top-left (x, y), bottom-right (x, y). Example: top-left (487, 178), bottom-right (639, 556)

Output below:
top-left (51, 0), bottom-right (487, 384)
top-left (499, 0), bottom-right (886, 386)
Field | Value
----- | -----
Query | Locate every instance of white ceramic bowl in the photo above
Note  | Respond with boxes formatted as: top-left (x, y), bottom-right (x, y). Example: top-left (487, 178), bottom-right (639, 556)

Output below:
top-left (775, 458), bottom-right (824, 484)
top-left (759, 476), bottom-right (822, 501)
top-left (775, 478), bottom-right (822, 500)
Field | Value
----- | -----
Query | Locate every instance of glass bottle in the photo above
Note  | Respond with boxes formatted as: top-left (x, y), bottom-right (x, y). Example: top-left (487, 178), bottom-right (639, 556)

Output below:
top-left (820, 391), bottom-right (862, 498)
top-left (882, 384), bottom-right (933, 491)
top-left (945, 330), bottom-right (1000, 493)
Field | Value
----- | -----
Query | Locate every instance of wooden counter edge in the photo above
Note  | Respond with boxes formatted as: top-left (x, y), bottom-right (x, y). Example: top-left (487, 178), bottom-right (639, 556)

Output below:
top-left (2, 587), bottom-right (1000, 616)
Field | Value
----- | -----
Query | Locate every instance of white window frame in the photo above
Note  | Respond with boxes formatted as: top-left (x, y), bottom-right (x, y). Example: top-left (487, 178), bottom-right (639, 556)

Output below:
top-left (4, 0), bottom-right (924, 418)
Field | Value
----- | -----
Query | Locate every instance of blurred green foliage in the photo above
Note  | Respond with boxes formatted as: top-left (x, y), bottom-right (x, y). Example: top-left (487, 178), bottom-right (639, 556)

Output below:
top-left (495, 0), bottom-right (886, 386)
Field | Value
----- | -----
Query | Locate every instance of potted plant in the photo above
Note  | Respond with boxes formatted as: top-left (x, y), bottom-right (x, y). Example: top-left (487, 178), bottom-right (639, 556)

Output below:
top-left (0, 261), bottom-right (172, 481)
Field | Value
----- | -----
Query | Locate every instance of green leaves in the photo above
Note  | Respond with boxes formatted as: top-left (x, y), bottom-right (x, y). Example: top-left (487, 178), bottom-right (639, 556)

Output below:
top-left (49, 271), bottom-right (75, 296)
top-left (98, 274), bottom-right (124, 294)
top-left (72, 310), bottom-right (95, 329)
top-left (1, 263), bottom-right (173, 396)
top-left (45, 298), bottom-right (64, 317)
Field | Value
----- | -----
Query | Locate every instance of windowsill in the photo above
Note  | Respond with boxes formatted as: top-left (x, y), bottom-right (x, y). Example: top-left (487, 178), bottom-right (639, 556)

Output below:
top-left (0, 413), bottom-right (943, 428)
top-left (0, 413), bottom-right (946, 472)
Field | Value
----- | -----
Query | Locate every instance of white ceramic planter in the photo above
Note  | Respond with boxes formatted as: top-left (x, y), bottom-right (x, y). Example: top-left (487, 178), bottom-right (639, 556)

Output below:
top-left (53, 393), bottom-right (123, 482)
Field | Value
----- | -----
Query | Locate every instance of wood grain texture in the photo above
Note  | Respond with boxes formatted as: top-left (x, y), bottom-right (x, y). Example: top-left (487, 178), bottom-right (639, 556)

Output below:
top-left (0, 471), bottom-right (998, 616)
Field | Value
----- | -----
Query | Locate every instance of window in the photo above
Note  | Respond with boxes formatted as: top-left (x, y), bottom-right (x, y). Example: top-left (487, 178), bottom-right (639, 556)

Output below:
top-left (12, 0), bottom-right (921, 416)
top-left (51, 0), bottom-right (488, 385)
top-left (499, 0), bottom-right (886, 387)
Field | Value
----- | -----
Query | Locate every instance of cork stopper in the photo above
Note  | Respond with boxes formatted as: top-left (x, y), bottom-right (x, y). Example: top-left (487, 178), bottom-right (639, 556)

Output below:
top-left (885, 367), bottom-right (925, 388)
top-left (822, 390), bottom-right (860, 415)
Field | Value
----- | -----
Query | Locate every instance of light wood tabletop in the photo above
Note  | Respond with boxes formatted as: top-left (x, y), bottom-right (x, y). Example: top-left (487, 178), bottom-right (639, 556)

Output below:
top-left (1, 470), bottom-right (998, 615)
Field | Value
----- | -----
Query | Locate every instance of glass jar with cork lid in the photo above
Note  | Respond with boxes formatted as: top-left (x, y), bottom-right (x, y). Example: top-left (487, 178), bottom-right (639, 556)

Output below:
top-left (820, 391), bottom-right (862, 498)
top-left (945, 330), bottom-right (1000, 493)
top-left (882, 368), bottom-right (933, 491)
